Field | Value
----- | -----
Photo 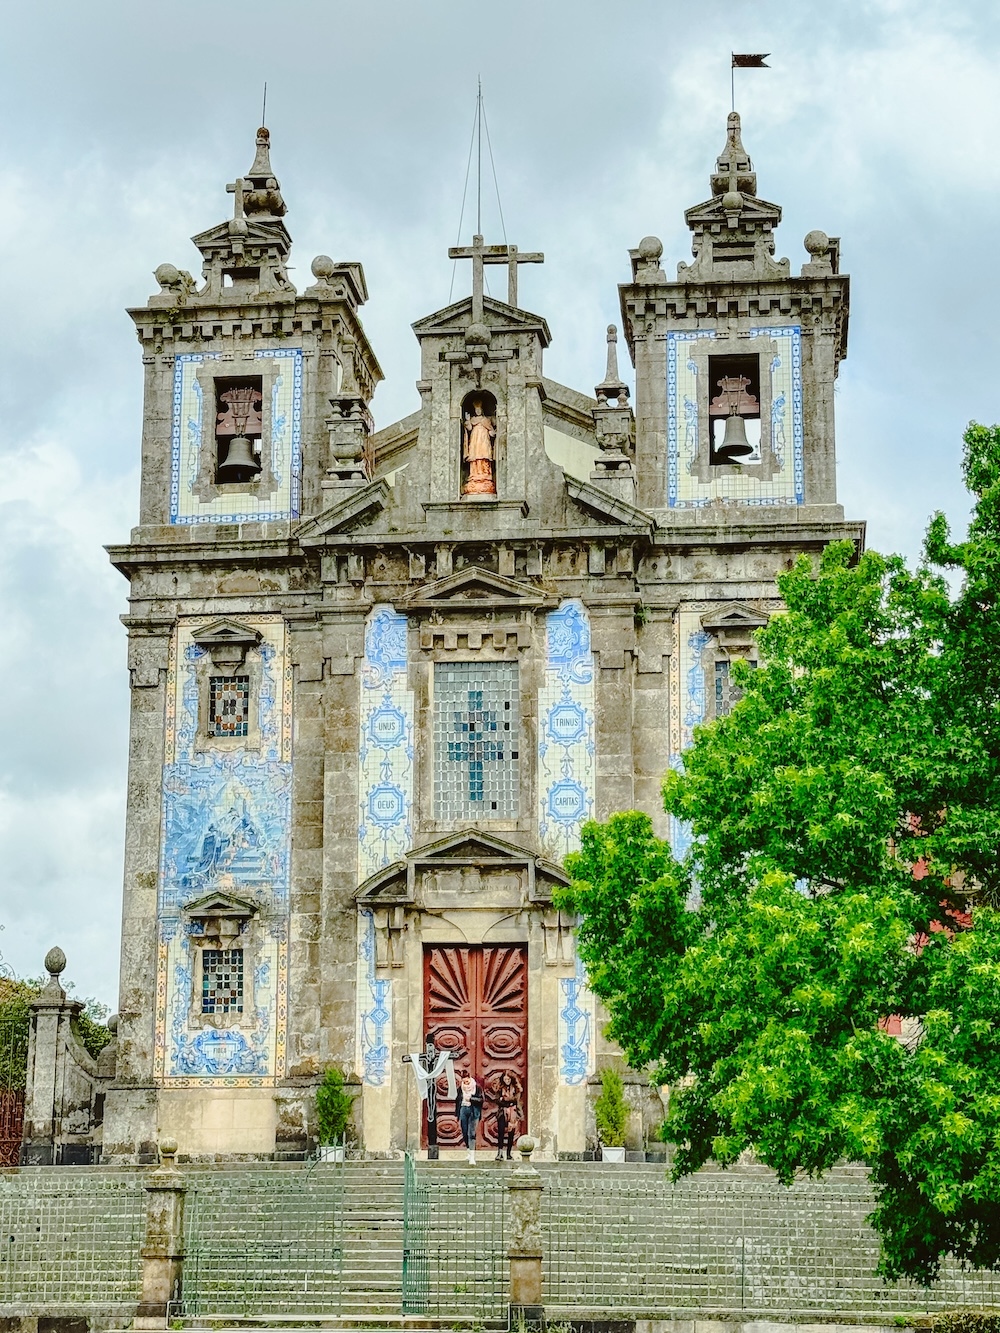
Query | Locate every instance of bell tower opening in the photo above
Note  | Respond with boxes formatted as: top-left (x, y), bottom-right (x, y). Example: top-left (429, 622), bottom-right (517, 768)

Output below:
top-left (460, 389), bottom-right (498, 496)
top-left (215, 376), bottom-right (264, 483)
top-left (708, 354), bottom-right (761, 465)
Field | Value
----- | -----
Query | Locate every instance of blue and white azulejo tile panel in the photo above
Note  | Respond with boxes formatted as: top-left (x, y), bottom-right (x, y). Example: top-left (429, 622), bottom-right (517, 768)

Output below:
top-left (537, 601), bottom-right (596, 862)
top-left (558, 954), bottom-right (595, 1086)
top-left (666, 326), bottom-right (803, 508)
top-left (169, 349), bottom-right (302, 524)
top-left (358, 606), bottom-right (413, 882)
top-left (666, 609), bottom-right (713, 861)
top-left (153, 615), bottom-right (291, 1087)
top-left (356, 910), bottom-right (391, 1088)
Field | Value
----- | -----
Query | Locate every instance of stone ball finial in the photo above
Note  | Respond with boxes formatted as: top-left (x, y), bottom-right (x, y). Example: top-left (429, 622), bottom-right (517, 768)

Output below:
top-left (804, 229), bottom-right (830, 256)
top-left (722, 190), bottom-right (743, 212)
top-left (154, 263), bottom-right (180, 289)
top-left (516, 1134), bottom-right (536, 1162)
top-left (465, 321), bottom-right (492, 349)
top-left (311, 255), bottom-right (335, 281)
top-left (637, 236), bottom-right (662, 262)
top-left (108, 1014), bottom-right (119, 1036)
top-left (44, 946), bottom-right (66, 977)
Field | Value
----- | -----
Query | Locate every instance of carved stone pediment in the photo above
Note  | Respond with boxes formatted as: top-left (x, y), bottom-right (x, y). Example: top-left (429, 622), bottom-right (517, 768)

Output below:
top-left (297, 478), bottom-right (390, 544)
top-left (355, 830), bottom-right (568, 910)
top-left (404, 566), bottom-right (554, 613)
top-left (183, 890), bottom-right (258, 946)
top-left (411, 295), bottom-right (551, 348)
top-left (191, 618), bottom-right (262, 670)
top-left (700, 602), bottom-right (770, 652)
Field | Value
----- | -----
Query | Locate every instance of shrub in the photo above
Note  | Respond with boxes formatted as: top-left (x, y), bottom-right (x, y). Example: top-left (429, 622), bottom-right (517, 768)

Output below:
top-left (316, 1067), bottom-right (353, 1146)
top-left (594, 1067), bottom-right (629, 1148)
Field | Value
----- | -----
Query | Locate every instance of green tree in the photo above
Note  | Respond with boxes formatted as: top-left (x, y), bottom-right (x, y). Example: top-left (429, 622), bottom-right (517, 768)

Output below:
top-left (557, 424), bottom-right (1000, 1285)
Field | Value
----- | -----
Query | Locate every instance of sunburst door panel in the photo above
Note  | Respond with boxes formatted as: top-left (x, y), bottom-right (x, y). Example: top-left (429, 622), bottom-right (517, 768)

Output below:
top-left (423, 944), bottom-right (527, 1147)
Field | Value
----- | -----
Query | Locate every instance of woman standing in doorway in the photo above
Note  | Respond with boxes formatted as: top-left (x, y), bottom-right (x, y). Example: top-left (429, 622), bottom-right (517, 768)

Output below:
top-left (455, 1071), bottom-right (484, 1165)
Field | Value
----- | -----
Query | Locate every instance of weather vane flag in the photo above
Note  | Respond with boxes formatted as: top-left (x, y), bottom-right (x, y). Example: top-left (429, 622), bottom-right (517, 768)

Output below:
top-left (731, 52), bottom-right (770, 109)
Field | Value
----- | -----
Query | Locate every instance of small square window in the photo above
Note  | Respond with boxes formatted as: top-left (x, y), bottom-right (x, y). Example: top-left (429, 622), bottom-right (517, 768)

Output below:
top-left (210, 676), bottom-right (250, 738)
top-left (715, 659), bottom-right (756, 718)
top-left (202, 948), bottom-right (244, 1015)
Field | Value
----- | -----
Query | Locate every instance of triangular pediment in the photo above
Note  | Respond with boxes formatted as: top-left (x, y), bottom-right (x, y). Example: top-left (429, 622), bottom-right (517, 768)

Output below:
top-left (404, 565), bottom-right (553, 611)
top-left (685, 193), bottom-right (782, 228)
top-left (191, 618), bottom-right (261, 650)
top-left (182, 890), bottom-right (259, 919)
top-left (564, 476), bottom-right (653, 532)
top-left (355, 830), bottom-right (569, 904)
top-left (700, 602), bottom-right (770, 633)
top-left (191, 217), bottom-right (292, 251)
top-left (412, 295), bottom-right (551, 347)
top-left (297, 478), bottom-right (390, 545)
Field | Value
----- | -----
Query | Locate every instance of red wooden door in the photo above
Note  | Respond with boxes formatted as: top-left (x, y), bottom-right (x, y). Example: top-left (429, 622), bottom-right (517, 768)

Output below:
top-left (422, 945), bottom-right (527, 1148)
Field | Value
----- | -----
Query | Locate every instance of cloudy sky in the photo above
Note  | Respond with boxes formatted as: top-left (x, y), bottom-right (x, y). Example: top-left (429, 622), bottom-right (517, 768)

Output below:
top-left (1, 0), bottom-right (996, 1006)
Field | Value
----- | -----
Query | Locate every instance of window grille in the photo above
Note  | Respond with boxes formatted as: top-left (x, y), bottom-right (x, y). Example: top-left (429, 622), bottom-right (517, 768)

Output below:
top-left (202, 948), bottom-right (244, 1015)
top-left (434, 662), bottom-right (519, 820)
top-left (210, 675), bottom-right (250, 737)
top-left (715, 659), bottom-right (755, 717)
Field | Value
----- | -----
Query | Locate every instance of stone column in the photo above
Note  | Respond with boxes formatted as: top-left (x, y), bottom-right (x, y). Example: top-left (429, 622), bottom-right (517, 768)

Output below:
top-left (21, 947), bottom-right (97, 1165)
top-left (135, 1138), bottom-right (186, 1330)
top-left (507, 1134), bottom-right (545, 1323)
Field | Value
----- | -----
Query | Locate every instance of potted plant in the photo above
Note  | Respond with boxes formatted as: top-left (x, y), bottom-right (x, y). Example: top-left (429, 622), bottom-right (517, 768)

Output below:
top-left (594, 1067), bottom-right (629, 1162)
top-left (316, 1066), bottom-right (353, 1162)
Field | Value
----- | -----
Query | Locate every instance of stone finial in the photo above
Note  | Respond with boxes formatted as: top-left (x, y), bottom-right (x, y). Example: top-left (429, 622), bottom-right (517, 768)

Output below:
top-left (711, 111), bottom-right (757, 198)
top-left (151, 263), bottom-right (196, 306)
top-left (44, 946), bottom-right (66, 978)
top-left (801, 228), bottom-right (840, 277)
top-left (311, 255), bottom-right (335, 283)
top-left (630, 234), bottom-right (666, 285)
top-left (516, 1134), bottom-right (536, 1163)
top-left (241, 127), bottom-right (286, 218)
top-left (595, 325), bottom-right (629, 404)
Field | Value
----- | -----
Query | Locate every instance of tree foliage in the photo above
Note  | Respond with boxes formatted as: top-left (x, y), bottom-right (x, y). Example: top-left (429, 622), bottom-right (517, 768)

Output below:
top-left (557, 424), bottom-right (1000, 1285)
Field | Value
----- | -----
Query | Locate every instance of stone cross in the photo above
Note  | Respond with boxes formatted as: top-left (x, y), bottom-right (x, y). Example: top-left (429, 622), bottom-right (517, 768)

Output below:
top-left (448, 235), bottom-right (544, 320)
top-left (226, 178), bottom-right (246, 220)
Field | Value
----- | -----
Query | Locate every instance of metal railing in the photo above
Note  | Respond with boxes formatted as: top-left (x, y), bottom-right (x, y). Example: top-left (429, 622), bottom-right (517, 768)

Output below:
top-left (0, 1168), bottom-right (145, 1309)
top-left (541, 1165), bottom-right (1000, 1318)
top-left (180, 1160), bottom-right (346, 1317)
top-left (403, 1155), bottom-right (509, 1321)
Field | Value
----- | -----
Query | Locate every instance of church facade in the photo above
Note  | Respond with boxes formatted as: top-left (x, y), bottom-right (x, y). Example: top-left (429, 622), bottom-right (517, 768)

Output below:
top-left (101, 114), bottom-right (862, 1161)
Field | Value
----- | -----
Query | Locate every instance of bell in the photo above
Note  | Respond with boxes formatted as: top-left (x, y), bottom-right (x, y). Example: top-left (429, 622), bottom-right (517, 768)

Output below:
top-left (715, 411), bottom-right (754, 464)
top-left (217, 436), bottom-right (261, 482)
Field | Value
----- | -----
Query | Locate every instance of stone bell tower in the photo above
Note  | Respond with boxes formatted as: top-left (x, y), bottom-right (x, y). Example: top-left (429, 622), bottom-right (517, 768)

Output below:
top-left (622, 111), bottom-right (849, 517)
top-left (103, 128), bottom-right (383, 1160)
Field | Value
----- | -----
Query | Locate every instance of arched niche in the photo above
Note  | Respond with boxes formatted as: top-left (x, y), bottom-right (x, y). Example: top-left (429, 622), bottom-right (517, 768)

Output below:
top-left (460, 390), bottom-right (498, 497)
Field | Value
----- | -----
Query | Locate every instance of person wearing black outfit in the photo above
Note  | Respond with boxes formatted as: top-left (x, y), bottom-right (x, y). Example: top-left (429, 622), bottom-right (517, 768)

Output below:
top-left (491, 1069), bottom-right (523, 1161)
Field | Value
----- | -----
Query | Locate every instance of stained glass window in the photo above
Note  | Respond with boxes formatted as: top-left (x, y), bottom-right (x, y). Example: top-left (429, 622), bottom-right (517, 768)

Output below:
top-left (210, 675), bottom-right (250, 737)
top-left (434, 662), bottom-right (519, 819)
top-left (201, 948), bottom-right (244, 1015)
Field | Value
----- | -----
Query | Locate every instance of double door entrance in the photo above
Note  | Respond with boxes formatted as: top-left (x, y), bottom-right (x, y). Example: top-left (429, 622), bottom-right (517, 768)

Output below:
top-left (422, 944), bottom-right (527, 1149)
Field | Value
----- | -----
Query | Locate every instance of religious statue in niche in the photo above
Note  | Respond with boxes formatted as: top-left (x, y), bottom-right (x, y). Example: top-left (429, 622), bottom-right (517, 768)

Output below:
top-left (462, 393), bottom-right (497, 496)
